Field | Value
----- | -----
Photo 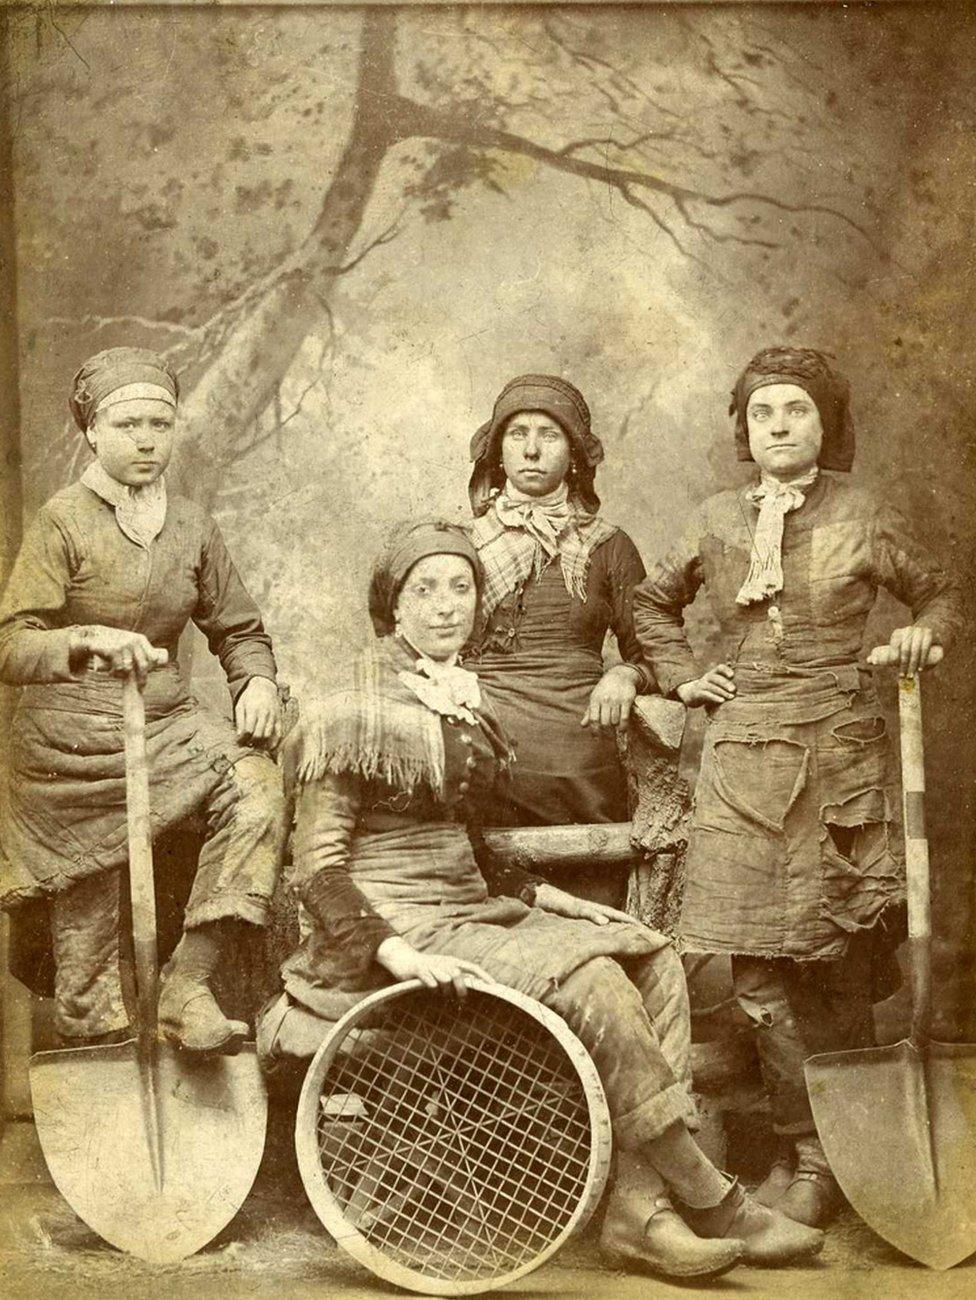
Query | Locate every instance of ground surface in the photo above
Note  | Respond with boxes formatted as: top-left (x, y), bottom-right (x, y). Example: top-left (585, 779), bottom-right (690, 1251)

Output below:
top-left (1, 1119), bottom-right (973, 1300)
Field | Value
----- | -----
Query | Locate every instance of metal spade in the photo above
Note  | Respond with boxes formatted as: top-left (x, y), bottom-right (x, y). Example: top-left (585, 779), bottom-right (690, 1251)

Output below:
top-left (805, 645), bottom-right (976, 1270)
top-left (30, 671), bottom-right (268, 1264)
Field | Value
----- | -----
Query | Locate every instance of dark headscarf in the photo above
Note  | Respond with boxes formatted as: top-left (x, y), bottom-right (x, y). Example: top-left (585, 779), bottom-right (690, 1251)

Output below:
top-left (729, 347), bottom-right (855, 472)
top-left (367, 520), bottom-right (483, 637)
top-left (468, 374), bottom-right (605, 516)
top-left (70, 347), bottom-right (179, 433)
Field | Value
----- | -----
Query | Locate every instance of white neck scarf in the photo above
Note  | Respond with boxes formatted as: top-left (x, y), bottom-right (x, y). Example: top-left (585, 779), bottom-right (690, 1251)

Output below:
top-left (736, 468), bottom-right (819, 606)
top-left (495, 479), bottom-right (573, 557)
top-left (81, 461), bottom-right (167, 549)
top-left (397, 641), bottom-right (482, 725)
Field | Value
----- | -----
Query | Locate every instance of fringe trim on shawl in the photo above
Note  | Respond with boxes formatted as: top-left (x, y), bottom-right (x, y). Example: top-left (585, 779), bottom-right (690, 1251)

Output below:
top-left (289, 641), bottom-right (445, 795)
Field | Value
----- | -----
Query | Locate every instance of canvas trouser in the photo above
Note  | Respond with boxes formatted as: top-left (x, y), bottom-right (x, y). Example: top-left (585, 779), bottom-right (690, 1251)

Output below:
top-left (540, 946), bottom-right (698, 1150)
top-left (731, 928), bottom-right (878, 1136)
top-left (50, 751), bottom-right (285, 1040)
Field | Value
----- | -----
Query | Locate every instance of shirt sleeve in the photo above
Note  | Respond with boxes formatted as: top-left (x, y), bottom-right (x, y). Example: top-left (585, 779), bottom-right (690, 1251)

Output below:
top-left (604, 530), bottom-right (657, 693)
top-left (632, 511), bottom-right (706, 698)
top-left (193, 519), bottom-right (278, 704)
top-left (0, 506), bottom-right (80, 684)
top-left (291, 772), bottom-right (396, 974)
top-left (871, 500), bottom-right (963, 648)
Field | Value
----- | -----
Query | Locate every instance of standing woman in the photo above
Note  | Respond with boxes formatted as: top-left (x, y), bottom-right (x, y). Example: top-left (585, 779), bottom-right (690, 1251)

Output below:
top-left (0, 347), bottom-right (286, 1053)
top-left (465, 374), bottom-right (654, 907)
top-left (633, 347), bottom-right (961, 1226)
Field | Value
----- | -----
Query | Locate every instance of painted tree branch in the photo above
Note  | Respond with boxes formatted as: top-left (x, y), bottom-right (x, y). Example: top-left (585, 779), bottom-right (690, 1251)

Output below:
top-left (161, 9), bottom-right (875, 506)
top-left (389, 92), bottom-right (871, 244)
top-left (169, 8), bottom-right (401, 499)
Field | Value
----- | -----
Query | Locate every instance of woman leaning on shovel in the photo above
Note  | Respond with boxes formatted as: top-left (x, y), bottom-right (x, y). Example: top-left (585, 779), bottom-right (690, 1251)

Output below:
top-left (0, 348), bottom-right (286, 1054)
top-left (632, 347), bottom-right (962, 1229)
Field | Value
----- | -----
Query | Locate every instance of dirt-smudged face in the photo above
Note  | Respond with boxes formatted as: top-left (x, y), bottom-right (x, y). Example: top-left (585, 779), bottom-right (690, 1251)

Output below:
top-left (501, 410), bottom-right (572, 497)
top-left (395, 554), bottom-right (477, 662)
top-left (746, 383), bottom-right (823, 481)
top-left (87, 398), bottom-right (175, 486)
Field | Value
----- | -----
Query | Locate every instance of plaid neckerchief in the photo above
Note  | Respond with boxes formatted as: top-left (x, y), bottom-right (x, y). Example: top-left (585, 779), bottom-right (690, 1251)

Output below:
top-left (471, 485), bottom-right (618, 618)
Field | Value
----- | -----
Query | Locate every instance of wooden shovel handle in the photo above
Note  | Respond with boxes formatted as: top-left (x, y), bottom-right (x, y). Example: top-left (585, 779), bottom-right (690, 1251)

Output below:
top-left (897, 674), bottom-right (932, 1046)
top-left (122, 671), bottom-right (159, 1043)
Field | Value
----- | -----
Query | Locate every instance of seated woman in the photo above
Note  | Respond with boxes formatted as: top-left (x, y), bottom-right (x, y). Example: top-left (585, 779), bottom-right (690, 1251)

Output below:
top-left (465, 375), bottom-right (654, 907)
top-left (0, 347), bottom-right (286, 1054)
top-left (633, 347), bottom-right (961, 1226)
top-left (279, 519), bottom-right (822, 1280)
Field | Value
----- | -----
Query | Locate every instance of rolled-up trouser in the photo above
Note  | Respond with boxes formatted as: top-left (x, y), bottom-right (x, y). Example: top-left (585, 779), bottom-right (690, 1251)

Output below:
top-left (538, 946), bottom-right (698, 1150)
top-left (731, 932), bottom-right (876, 1137)
top-left (50, 751), bottom-right (285, 1039)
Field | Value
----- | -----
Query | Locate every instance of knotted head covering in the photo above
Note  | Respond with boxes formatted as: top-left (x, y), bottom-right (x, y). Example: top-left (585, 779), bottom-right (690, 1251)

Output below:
top-left (468, 374), bottom-right (604, 516)
top-left (729, 347), bottom-right (854, 472)
top-left (290, 520), bottom-right (500, 794)
top-left (70, 347), bottom-right (179, 433)
top-left (367, 519), bottom-right (483, 637)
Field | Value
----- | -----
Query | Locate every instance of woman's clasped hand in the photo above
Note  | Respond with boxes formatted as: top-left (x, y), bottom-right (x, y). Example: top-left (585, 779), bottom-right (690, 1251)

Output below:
top-left (70, 625), bottom-right (169, 682)
top-left (676, 662), bottom-right (737, 708)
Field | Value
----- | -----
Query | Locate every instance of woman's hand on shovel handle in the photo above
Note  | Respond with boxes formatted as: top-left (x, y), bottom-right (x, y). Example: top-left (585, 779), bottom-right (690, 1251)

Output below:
top-left (70, 626), bottom-right (168, 684)
top-left (868, 629), bottom-right (943, 675)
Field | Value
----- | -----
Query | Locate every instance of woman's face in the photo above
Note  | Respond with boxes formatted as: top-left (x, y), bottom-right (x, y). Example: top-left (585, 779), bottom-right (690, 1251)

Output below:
top-left (500, 410), bottom-right (572, 497)
top-left (746, 383), bottom-right (823, 481)
top-left (87, 398), bottom-right (175, 486)
top-left (395, 554), bottom-right (478, 662)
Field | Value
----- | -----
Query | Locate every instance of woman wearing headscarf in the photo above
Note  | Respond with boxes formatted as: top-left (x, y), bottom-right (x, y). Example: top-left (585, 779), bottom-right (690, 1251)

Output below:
top-left (465, 375), bottom-right (654, 907)
top-left (0, 347), bottom-right (286, 1054)
top-left (632, 347), bottom-right (961, 1227)
top-left (276, 518), bottom-right (822, 1280)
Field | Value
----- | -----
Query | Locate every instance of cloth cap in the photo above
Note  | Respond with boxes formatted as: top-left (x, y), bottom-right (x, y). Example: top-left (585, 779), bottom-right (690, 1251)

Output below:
top-left (368, 520), bottom-right (484, 637)
top-left (468, 374), bottom-right (604, 516)
top-left (729, 347), bottom-right (854, 472)
top-left (70, 347), bottom-right (179, 432)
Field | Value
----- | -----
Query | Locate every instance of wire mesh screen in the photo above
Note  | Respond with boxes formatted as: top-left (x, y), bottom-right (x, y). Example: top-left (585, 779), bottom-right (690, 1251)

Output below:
top-left (312, 985), bottom-right (598, 1284)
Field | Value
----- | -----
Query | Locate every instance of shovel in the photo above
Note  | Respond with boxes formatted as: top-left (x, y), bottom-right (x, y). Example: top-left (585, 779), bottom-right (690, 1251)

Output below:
top-left (805, 644), bottom-right (976, 1269)
top-left (30, 670), bottom-right (268, 1264)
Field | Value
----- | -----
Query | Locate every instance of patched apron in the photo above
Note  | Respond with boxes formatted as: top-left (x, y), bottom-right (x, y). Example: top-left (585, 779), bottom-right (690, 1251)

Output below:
top-left (680, 663), bottom-right (903, 960)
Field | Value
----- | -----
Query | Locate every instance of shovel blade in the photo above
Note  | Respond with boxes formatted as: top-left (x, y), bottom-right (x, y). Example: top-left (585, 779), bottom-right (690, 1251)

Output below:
top-left (30, 1039), bottom-right (267, 1264)
top-left (806, 1038), bottom-right (976, 1269)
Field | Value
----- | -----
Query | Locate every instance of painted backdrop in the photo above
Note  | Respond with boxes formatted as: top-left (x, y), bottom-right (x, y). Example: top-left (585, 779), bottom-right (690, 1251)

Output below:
top-left (4, 3), bottom-right (975, 958)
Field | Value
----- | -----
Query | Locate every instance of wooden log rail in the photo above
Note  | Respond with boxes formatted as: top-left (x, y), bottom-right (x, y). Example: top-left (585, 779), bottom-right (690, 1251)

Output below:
top-left (483, 822), bottom-right (635, 867)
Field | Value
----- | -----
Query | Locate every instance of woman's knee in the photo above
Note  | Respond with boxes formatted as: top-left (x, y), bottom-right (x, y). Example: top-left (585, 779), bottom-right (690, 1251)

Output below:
top-left (546, 956), bottom-right (647, 1033)
top-left (208, 753), bottom-right (286, 838)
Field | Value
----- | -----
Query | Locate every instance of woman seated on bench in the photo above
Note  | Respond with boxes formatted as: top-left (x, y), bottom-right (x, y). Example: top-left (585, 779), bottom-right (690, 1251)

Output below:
top-left (275, 519), bottom-right (823, 1281)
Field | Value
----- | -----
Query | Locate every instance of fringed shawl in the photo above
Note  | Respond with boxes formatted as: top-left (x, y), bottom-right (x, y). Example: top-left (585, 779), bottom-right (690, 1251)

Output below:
top-left (289, 638), bottom-right (500, 796)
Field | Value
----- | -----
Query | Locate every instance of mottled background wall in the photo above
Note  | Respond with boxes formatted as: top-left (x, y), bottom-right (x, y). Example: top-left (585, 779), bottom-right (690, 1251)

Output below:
top-left (3, 2), bottom-right (975, 956)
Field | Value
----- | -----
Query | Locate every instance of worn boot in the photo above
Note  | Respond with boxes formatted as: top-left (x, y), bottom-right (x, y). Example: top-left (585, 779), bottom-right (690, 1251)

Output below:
top-left (157, 923), bottom-right (249, 1055)
top-left (600, 1152), bottom-right (744, 1280)
top-left (680, 1178), bottom-right (824, 1266)
top-left (753, 1142), bottom-right (795, 1207)
top-left (779, 1137), bottom-right (842, 1228)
